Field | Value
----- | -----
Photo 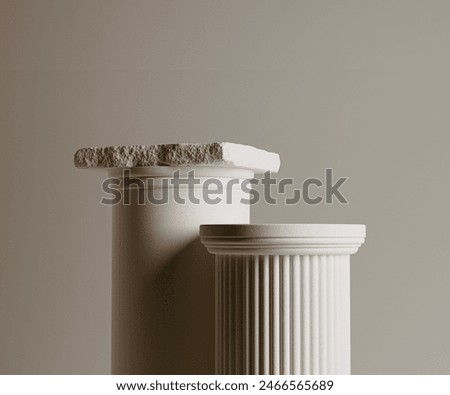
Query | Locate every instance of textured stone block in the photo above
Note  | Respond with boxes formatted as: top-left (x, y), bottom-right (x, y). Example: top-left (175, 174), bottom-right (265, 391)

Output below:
top-left (74, 142), bottom-right (280, 173)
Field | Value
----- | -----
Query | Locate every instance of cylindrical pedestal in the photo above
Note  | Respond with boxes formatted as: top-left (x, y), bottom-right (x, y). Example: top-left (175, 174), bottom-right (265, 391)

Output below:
top-left (111, 167), bottom-right (253, 374)
top-left (200, 224), bottom-right (366, 375)
top-left (74, 142), bottom-right (280, 374)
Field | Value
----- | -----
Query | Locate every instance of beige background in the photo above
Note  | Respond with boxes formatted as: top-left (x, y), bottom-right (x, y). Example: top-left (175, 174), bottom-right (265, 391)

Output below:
top-left (1, 0), bottom-right (449, 374)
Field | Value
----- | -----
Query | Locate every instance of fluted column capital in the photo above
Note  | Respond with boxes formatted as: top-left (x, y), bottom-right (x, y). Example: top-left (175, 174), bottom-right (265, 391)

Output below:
top-left (200, 224), bottom-right (366, 256)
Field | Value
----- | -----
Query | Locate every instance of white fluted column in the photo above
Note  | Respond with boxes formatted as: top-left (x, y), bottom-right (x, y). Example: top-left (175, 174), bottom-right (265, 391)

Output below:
top-left (200, 224), bottom-right (366, 375)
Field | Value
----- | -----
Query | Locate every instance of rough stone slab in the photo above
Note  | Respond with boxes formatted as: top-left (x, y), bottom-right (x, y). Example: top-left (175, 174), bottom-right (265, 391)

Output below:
top-left (74, 142), bottom-right (280, 173)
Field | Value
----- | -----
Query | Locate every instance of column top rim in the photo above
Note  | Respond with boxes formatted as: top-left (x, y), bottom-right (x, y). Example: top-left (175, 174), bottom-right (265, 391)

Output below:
top-left (200, 224), bottom-right (366, 238)
top-left (74, 142), bottom-right (280, 173)
top-left (200, 224), bottom-right (366, 255)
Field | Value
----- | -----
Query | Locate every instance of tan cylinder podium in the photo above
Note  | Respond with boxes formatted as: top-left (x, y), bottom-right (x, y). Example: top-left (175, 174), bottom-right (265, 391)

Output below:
top-left (74, 142), bottom-right (280, 374)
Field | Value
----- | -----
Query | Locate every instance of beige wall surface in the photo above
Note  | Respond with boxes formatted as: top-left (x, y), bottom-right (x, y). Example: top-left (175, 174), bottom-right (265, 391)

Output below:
top-left (1, 0), bottom-right (449, 374)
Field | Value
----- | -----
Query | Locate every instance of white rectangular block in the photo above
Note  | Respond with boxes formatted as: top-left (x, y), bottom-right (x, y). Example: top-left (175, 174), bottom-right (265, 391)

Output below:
top-left (74, 142), bottom-right (280, 173)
